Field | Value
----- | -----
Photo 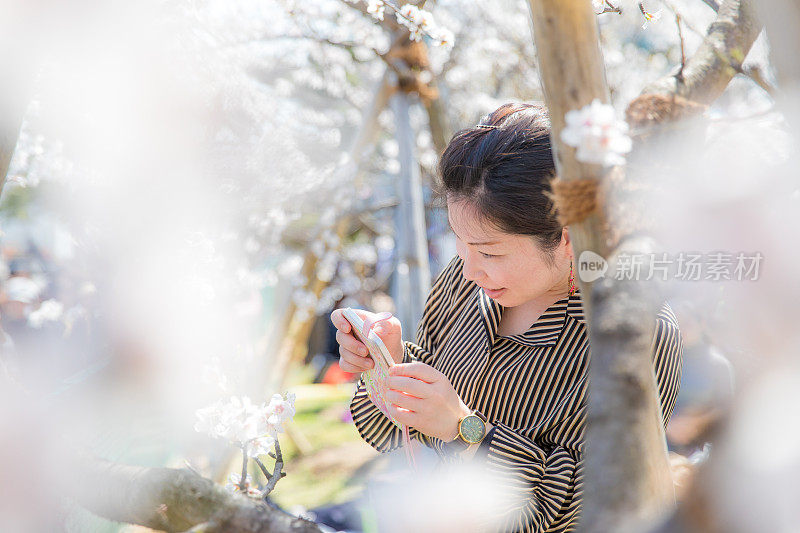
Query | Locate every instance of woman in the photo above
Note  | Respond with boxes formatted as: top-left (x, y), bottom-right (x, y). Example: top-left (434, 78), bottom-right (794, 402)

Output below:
top-left (330, 102), bottom-right (682, 532)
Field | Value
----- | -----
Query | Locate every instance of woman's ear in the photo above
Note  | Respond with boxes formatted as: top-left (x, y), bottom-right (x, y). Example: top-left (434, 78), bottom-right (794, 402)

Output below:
top-left (563, 227), bottom-right (575, 258)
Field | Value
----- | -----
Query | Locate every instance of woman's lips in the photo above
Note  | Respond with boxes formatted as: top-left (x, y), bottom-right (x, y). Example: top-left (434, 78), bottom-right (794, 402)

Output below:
top-left (482, 287), bottom-right (506, 298)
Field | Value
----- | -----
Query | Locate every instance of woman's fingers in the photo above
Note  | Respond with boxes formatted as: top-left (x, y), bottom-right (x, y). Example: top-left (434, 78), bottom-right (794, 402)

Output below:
top-left (388, 362), bottom-right (439, 383)
top-left (387, 403), bottom-right (418, 427)
top-left (330, 309), bottom-right (351, 334)
top-left (339, 346), bottom-right (374, 372)
top-left (386, 389), bottom-right (425, 411)
top-left (386, 375), bottom-right (431, 398)
top-left (335, 329), bottom-right (369, 357)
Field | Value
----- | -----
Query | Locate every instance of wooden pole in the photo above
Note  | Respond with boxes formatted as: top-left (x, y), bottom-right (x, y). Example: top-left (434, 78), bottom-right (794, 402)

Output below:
top-left (391, 87), bottom-right (431, 340)
top-left (526, 0), bottom-right (613, 317)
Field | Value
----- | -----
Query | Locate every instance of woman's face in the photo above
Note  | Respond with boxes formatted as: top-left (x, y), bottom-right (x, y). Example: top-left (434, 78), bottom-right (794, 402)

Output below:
top-left (447, 198), bottom-right (572, 308)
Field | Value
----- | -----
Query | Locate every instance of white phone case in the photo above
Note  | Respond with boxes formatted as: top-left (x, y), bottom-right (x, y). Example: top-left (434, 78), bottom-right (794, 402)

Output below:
top-left (341, 308), bottom-right (395, 369)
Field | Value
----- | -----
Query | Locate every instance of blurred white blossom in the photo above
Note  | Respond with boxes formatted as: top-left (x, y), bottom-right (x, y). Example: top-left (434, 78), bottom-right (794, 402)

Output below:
top-left (561, 99), bottom-right (632, 166)
top-left (28, 299), bottom-right (64, 328)
top-left (366, 0), bottom-right (385, 21)
top-left (201, 358), bottom-right (229, 392)
top-left (225, 473), bottom-right (258, 495)
top-left (194, 392), bottom-right (296, 449)
top-left (396, 3), bottom-right (453, 47)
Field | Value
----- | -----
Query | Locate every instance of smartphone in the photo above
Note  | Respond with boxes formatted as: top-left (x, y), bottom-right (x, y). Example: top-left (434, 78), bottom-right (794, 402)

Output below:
top-left (340, 308), bottom-right (395, 370)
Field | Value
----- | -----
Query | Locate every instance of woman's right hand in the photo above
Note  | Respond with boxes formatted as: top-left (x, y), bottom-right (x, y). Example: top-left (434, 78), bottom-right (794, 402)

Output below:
top-left (330, 308), bottom-right (404, 372)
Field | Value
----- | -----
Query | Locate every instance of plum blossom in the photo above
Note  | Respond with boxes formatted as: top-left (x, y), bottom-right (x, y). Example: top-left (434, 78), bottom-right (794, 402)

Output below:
top-left (395, 3), bottom-right (454, 47)
top-left (640, 6), bottom-right (662, 29)
top-left (560, 99), bottom-right (632, 166)
top-left (226, 473), bottom-right (259, 495)
top-left (248, 434), bottom-right (277, 458)
top-left (366, 0), bottom-right (385, 21)
top-left (194, 392), bottom-right (296, 450)
top-left (592, 0), bottom-right (605, 14)
top-left (264, 392), bottom-right (297, 433)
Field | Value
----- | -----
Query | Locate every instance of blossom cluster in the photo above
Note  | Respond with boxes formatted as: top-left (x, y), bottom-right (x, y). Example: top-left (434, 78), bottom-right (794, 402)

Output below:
top-left (396, 4), bottom-right (454, 47)
top-left (348, 0), bottom-right (454, 47)
top-left (194, 392), bottom-right (296, 458)
top-left (561, 99), bottom-right (632, 166)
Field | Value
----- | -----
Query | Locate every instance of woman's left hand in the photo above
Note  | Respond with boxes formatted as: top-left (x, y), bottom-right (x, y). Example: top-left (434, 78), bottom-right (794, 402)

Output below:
top-left (385, 362), bottom-right (472, 442)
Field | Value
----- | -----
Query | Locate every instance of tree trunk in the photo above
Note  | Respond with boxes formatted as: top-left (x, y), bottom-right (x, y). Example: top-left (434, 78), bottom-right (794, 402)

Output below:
top-left (526, 1), bottom-right (675, 530)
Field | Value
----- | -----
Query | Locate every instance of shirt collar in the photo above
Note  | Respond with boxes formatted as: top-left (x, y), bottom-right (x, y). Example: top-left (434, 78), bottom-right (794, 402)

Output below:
top-left (478, 286), bottom-right (585, 347)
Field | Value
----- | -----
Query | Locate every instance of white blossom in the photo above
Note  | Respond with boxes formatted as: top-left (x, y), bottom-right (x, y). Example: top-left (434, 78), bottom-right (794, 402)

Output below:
top-left (560, 99), bottom-right (632, 166)
top-left (248, 434), bottom-right (277, 458)
top-left (315, 251), bottom-right (338, 282)
top-left (395, 4), bottom-right (453, 47)
top-left (344, 243), bottom-right (378, 265)
top-left (642, 8), bottom-right (662, 29)
top-left (310, 239), bottom-right (326, 258)
top-left (264, 392), bottom-right (296, 433)
top-left (201, 358), bottom-right (229, 392)
top-left (27, 299), bottom-right (64, 328)
top-left (292, 288), bottom-right (318, 310)
top-left (322, 230), bottom-right (340, 249)
top-left (366, 0), bottom-right (385, 21)
top-left (194, 392), bottom-right (296, 447)
top-left (278, 254), bottom-right (303, 277)
top-left (592, 0), bottom-right (605, 14)
top-left (225, 473), bottom-right (257, 494)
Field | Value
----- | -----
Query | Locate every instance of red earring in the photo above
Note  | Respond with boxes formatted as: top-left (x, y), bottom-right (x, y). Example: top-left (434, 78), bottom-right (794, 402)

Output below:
top-left (568, 259), bottom-right (576, 296)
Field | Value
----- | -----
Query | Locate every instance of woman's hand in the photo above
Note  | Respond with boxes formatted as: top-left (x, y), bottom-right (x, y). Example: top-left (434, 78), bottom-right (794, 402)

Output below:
top-left (330, 308), bottom-right (404, 373)
top-left (385, 362), bottom-right (472, 442)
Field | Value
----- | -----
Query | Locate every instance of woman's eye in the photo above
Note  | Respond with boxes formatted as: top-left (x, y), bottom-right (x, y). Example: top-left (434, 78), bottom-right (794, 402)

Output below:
top-left (480, 252), bottom-right (497, 258)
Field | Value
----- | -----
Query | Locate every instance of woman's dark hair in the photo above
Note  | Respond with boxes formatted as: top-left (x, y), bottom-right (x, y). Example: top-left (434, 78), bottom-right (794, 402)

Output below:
top-left (435, 102), bottom-right (563, 256)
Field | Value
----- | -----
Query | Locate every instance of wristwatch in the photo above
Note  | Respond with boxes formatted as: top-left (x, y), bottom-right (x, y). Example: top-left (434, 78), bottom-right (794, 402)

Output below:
top-left (443, 411), bottom-right (488, 454)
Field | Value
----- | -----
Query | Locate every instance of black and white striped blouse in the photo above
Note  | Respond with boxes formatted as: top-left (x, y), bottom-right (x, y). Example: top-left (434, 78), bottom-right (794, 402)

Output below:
top-left (350, 254), bottom-right (683, 532)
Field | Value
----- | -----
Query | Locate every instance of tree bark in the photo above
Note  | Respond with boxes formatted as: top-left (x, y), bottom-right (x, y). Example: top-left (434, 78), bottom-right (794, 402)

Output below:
top-left (423, 87), bottom-right (452, 157)
top-left (641, 0), bottom-right (761, 105)
top-left (754, 0), bottom-right (800, 87)
top-left (70, 453), bottom-right (322, 533)
top-left (581, 239), bottom-right (675, 533)
top-left (527, 0), bottom-right (766, 531)
top-left (526, 1), bottom-right (676, 531)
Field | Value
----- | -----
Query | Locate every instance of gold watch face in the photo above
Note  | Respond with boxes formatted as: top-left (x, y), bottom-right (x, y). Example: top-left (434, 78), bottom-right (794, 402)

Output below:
top-left (459, 414), bottom-right (486, 444)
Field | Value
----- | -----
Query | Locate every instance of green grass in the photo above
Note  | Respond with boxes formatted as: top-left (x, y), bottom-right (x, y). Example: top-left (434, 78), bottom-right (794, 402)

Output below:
top-left (264, 382), bottom-right (378, 510)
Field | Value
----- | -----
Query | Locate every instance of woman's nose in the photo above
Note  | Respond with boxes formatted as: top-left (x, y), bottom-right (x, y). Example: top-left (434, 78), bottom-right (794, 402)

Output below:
top-left (461, 254), bottom-right (483, 283)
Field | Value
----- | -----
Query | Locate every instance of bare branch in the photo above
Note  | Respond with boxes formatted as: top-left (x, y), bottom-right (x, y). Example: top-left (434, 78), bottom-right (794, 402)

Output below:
top-left (676, 14), bottom-right (687, 83)
top-left (641, 0), bottom-right (761, 105)
top-left (602, 1), bottom-right (623, 14)
top-left (239, 446), bottom-right (249, 492)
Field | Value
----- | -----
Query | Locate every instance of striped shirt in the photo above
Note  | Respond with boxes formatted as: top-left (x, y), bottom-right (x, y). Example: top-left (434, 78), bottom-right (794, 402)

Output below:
top-left (350, 255), bottom-right (683, 532)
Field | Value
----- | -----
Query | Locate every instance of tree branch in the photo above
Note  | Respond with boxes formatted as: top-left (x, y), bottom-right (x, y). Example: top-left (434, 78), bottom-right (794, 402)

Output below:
top-left (641, 0), bottom-right (761, 105)
top-left (70, 453), bottom-right (322, 533)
